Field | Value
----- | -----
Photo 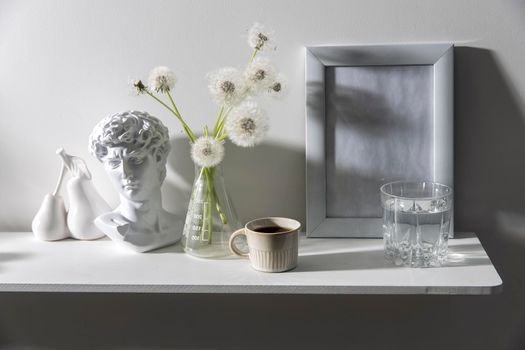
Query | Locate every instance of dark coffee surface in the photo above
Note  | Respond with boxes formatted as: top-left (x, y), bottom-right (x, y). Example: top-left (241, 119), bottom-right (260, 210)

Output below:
top-left (254, 226), bottom-right (289, 233)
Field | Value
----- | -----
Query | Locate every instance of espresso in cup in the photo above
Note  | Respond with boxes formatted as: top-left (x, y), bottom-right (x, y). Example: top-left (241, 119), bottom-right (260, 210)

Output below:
top-left (229, 217), bottom-right (301, 272)
top-left (253, 226), bottom-right (290, 233)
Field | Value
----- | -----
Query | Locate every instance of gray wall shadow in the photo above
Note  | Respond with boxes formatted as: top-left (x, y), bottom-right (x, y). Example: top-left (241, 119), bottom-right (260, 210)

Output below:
top-left (324, 66), bottom-right (433, 218)
top-left (453, 47), bottom-right (525, 349)
top-left (164, 137), bottom-right (306, 226)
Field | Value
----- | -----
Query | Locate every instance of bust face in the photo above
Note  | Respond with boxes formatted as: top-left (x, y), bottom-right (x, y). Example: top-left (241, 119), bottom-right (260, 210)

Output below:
top-left (102, 147), bottom-right (161, 202)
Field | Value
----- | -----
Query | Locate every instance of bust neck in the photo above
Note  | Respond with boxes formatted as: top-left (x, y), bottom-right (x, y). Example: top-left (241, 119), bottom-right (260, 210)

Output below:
top-left (117, 189), bottom-right (163, 226)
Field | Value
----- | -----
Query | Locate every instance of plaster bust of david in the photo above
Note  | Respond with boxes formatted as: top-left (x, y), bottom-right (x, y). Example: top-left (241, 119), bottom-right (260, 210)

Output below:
top-left (89, 110), bottom-right (182, 252)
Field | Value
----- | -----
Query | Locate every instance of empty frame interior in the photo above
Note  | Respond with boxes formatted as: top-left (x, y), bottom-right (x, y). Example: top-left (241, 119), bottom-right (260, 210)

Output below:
top-left (325, 65), bottom-right (434, 218)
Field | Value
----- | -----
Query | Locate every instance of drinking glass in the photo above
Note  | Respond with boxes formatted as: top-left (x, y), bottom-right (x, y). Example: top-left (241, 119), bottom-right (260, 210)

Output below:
top-left (380, 181), bottom-right (453, 267)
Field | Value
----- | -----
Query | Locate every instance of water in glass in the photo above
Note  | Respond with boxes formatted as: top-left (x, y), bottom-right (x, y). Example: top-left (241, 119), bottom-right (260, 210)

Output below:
top-left (381, 182), bottom-right (453, 267)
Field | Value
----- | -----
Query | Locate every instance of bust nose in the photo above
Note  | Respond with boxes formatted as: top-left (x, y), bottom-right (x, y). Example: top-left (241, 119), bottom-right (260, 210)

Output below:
top-left (122, 160), bottom-right (132, 178)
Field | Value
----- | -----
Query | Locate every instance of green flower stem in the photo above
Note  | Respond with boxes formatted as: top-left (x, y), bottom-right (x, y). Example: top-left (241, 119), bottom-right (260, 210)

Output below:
top-left (207, 168), bottom-right (228, 221)
top-left (206, 167), bottom-right (228, 224)
top-left (145, 90), bottom-right (196, 143)
top-left (196, 166), bottom-right (206, 183)
top-left (166, 91), bottom-right (183, 118)
top-left (196, 166), bottom-right (209, 242)
top-left (250, 48), bottom-right (259, 62)
top-left (216, 133), bottom-right (228, 142)
top-left (214, 190), bottom-right (228, 224)
top-left (215, 119), bottom-right (227, 138)
top-left (197, 166), bottom-right (228, 244)
top-left (214, 107), bottom-right (232, 139)
top-left (166, 91), bottom-right (197, 143)
top-left (202, 171), bottom-right (213, 244)
top-left (145, 90), bottom-right (176, 113)
top-left (212, 106), bottom-right (225, 137)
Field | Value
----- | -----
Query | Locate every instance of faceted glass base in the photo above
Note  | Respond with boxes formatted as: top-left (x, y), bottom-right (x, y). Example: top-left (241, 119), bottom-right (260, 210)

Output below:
top-left (381, 181), bottom-right (453, 268)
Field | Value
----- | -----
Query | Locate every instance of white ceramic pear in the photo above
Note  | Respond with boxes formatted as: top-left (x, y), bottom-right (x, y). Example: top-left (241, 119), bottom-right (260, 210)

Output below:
top-left (32, 162), bottom-right (69, 241)
top-left (32, 194), bottom-right (70, 241)
top-left (57, 148), bottom-right (110, 240)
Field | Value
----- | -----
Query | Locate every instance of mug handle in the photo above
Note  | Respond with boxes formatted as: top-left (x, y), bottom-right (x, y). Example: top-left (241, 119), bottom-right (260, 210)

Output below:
top-left (229, 228), bottom-right (249, 258)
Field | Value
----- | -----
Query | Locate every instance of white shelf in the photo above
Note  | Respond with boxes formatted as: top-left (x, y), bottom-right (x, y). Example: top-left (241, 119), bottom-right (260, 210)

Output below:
top-left (0, 232), bottom-right (501, 295)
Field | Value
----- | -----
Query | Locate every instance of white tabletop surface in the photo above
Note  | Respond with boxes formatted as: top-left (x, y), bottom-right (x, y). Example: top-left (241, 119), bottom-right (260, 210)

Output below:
top-left (0, 232), bottom-right (502, 295)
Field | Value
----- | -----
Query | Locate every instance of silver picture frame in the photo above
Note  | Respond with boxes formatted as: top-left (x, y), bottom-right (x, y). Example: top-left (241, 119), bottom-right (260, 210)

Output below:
top-left (305, 44), bottom-right (454, 238)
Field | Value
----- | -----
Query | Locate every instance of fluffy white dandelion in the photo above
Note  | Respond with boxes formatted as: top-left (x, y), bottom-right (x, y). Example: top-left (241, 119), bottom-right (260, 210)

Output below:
top-left (191, 136), bottom-right (225, 168)
top-left (148, 66), bottom-right (177, 93)
top-left (226, 102), bottom-right (269, 147)
top-left (208, 67), bottom-right (247, 107)
top-left (266, 74), bottom-right (286, 98)
top-left (243, 57), bottom-right (276, 93)
top-left (248, 22), bottom-right (273, 51)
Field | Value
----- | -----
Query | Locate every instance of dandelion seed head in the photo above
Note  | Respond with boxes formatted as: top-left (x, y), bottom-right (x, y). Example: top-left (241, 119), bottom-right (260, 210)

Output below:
top-left (208, 67), bottom-right (247, 107)
top-left (226, 101), bottom-right (268, 147)
top-left (220, 80), bottom-right (236, 94)
top-left (266, 74), bottom-right (286, 99)
top-left (243, 57), bottom-right (276, 93)
top-left (255, 70), bottom-right (266, 81)
top-left (248, 23), bottom-right (274, 51)
top-left (191, 136), bottom-right (225, 168)
top-left (148, 66), bottom-right (177, 93)
top-left (240, 118), bottom-right (256, 134)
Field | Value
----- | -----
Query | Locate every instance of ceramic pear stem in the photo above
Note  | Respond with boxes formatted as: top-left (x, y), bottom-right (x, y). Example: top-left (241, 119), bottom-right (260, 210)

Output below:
top-left (56, 147), bottom-right (91, 179)
top-left (52, 157), bottom-right (66, 197)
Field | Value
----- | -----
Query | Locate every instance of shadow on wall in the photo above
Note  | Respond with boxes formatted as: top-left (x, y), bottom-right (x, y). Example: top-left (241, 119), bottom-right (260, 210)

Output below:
top-left (323, 66), bottom-right (434, 218)
top-left (455, 47), bottom-right (525, 236)
top-left (455, 47), bottom-right (525, 349)
top-left (163, 137), bottom-right (306, 226)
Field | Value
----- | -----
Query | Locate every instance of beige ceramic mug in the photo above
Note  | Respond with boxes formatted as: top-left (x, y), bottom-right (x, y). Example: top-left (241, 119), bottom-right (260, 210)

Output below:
top-left (229, 217), bottom-right (301, 273)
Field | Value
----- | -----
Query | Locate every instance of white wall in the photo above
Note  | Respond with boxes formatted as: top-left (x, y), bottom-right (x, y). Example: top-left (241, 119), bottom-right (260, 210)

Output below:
top-left (2, 0), bottom-right (524, 230)
top-left (2, 1), bottom-right (525, 349)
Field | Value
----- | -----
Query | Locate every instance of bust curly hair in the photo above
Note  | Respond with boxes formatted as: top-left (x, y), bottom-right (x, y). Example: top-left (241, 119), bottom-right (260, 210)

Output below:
top-left (89, 110), bottom-right (171, 182)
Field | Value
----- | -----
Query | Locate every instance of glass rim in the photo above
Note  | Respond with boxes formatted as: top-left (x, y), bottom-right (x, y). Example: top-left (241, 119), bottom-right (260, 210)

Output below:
top-left (380, 181), bottom-right (453, 200)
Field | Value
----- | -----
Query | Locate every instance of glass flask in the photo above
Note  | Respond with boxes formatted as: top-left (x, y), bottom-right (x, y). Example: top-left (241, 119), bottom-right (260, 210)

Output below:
top-left (182, 164), bottom-right (241, 258)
